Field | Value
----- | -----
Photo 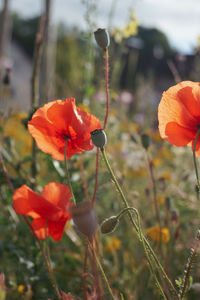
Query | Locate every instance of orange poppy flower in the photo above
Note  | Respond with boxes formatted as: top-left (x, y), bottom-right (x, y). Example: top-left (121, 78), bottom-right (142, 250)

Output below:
top-left (158, 81), bottom-right (200, 155)
top-left (28, 98), bottom-right (102, 161)
top-left (13, 182), bottom-right (72, 241)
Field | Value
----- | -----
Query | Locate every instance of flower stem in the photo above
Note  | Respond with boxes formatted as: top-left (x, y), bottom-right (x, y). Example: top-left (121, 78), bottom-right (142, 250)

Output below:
top-left (103, 49), bottom-right (110, 130)
top-left (100, 147), bottom-right (179, 298)
top-left (145, 152), bottom-right (161, 229)
top-left (88, 240), bottom-right (116, 300)
top-left (31, 15), bottom-right (46, 187)
top-left (193, 128), bottom-right (200, 191)
top-left (64, 139), bottom-right (76, 205)
top-left (92, 148), bottom-right (100, 204)
top-left (179, 247), bottom-right (197, 299)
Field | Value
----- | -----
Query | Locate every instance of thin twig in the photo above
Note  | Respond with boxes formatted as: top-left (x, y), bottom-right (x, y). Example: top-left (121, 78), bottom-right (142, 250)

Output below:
top-left (31, 14), bottom-right (46, 185)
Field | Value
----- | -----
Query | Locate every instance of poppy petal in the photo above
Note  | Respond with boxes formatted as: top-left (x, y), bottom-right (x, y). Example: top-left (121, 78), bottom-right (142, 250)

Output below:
top-left (165, 122), bottom-right (195, 146)
top-left (42, 182), bottom-right (72, 212)
top-left (13, 184), bottom-right (63, 221)
top-left (28, 116), bottom-right (65, 161)
top-left (168, 81), bottom-right (200, 119)
top-left (31, 217), bottom-right (67, 241)
top-left (158, 88), bottom-right (198, 139)
top-left (13, 185), bottom-right (41, 219)
top-left (48, 218), bottom-right (68, 241)
top-left (31, 218), bottom-right (48, 239)
top-left (28, 98), bottom-right (102, 160)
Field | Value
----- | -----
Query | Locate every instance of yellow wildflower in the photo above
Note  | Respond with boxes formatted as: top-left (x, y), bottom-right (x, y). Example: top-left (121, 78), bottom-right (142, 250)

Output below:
top-left (157, 195), bottom-right (165, 205)
top-left (131, 167), bottom-right (147, 178)
top-left (120, 121), bottom-right (139, 133)
top-left (150, 130), bottom-right (162, 143)
top-left (160, 171), bottom-right (171, 181)
top-left (4, 112), bottom-right (32, 156)
top-left (197, 35), bottom-right (200, 48)
top-left (113, 10), bottom-right (139, 43)
top-left (147, 226), bottom-right (170, 243)
top-left (152, 158), bottom-right (162, 167)
top-left (105, 237), bottom-right (121, 253)
top-left (17, 285), bottom-right (25, 293)
top-left (158, 148), bottom-right (173, 161)
top-left (77, 103), bottom-right (90, 113)
top-left (109, 109), bottom-right (118, 117)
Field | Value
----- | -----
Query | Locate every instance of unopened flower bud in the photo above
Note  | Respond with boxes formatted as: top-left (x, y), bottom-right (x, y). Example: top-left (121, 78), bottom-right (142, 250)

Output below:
top-left (94, 28), bottom-right (110, 50)
top-left (91, 129), bottom-right (107, 148)
top-left (70, 202), bottom-right (97, 240)
top-left (187, 283), bottom-right (200, 300)
top-left (101, 216), bottom-right (119, 234)
top-left (166, 197), bottom-right (172, 210)
top-left (141, 134), bottom-right (151, 150)
top-left (171, 210), bottom-right (179, 223)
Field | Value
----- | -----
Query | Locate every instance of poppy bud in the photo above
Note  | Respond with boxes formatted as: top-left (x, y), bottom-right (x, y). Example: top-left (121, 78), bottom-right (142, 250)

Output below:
top-left (94, 28), bottom-right (110, 50)
top-left (171, 210), bottom-right (179, 223)
top-left (101, 216), bottom-right (119, 234)
top-left (141, 134), bottom-right (151, 150)
top-left (70, 202), bottom-right (97, 240)
top-left (91, 129), bottom-right (107, 148)
top-left (187, 283), bottom-right (200, 300)
top-left (166, 197), bottom-right (172, 210)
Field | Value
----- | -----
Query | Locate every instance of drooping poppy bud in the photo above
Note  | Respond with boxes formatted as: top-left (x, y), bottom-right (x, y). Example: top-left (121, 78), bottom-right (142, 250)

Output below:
top-left (94, 28), bottom-right (110, 50)
top-left (187, 283), bottom-right (200, 300)
top-left (70, 202), bottom-right (97, 240)
top-left (91, 129), bottom-right (107, 148)
top-left (100, 216), bottom-right (119, 234)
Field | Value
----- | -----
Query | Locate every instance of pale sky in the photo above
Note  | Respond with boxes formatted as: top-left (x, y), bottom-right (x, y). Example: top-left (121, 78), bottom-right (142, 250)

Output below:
top-left (1, 0), bottom-right (200, 53)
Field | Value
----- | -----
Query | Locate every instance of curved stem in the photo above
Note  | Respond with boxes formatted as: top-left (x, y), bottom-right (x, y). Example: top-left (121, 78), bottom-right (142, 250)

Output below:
top-left (100, 147), bottom-right (179, 298)
top-left (64, 139), bottom-right (76, 205)
top-left (193, 128), bottom-right (200, 190)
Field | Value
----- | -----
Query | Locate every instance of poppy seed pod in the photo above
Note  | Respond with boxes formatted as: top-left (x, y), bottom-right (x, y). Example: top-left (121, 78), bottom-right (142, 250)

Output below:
top-left (70, 202), bottom-right (97, 240)
top-left (101, 216), bottom-right (119, 234)
top-left (94, 28), bottom-right (110, 50)
top-left (91, 129), bottom-right (107, 148)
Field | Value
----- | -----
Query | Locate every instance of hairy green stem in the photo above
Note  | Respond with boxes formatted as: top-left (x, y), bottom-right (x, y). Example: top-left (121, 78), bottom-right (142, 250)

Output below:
top-left (101, 147), bottom-right (179, 298)
top-left (103, 49), bottom-right (110, 130)
top-left (89, 241), bottom-right (116, 300)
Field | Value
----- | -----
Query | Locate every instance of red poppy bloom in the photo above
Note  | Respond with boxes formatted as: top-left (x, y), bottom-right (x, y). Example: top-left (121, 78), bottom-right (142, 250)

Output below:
top-left (28, 98), bottom-right (102, 161)
top-left (13, 182), bottom-right (72, 241)
top-left (158, 81), bottom-right (200, 155)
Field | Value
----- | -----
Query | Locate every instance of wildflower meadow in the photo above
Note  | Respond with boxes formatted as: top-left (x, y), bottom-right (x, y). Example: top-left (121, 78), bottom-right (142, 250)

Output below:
top-left (1, 1), bottom-right (200, 299)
